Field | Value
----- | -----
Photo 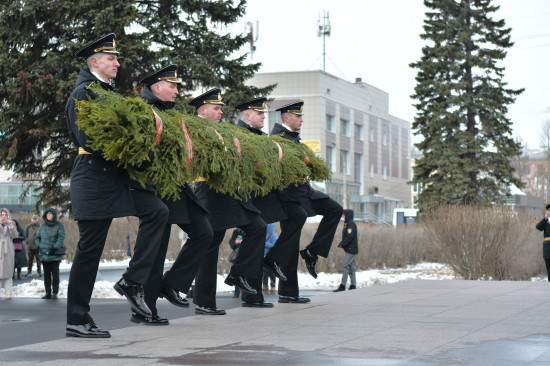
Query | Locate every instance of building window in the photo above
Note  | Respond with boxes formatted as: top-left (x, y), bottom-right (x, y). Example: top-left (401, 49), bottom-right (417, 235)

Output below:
top-left (370, 163), bottom-right (374, 178)
top-left (383, 131), bottom-right (388, 146)
top-left (369, 127), bottom-right (374, 142)
top-left (340, 119), bottom-right (349, 136)
top-left (267, 110), bottom-right (279, 134)
top-left (0, 183), bottom-right (40, 205)
top-left (326, 114), bottom-right (335, 133)
top-left (340, 150), bottom-right (350, 174)
top-left (383, 165), bottom-right (387, 180)
top-left (354, 124), bottom-right (363, 140)
top-left (326, 145), bottom-right (335, 172)
top-left (354, 153), bottom-right (363, 183)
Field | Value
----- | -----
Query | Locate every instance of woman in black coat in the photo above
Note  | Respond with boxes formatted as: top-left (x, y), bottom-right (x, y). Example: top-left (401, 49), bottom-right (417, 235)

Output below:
top-left (11, 218), bottom-right (27, 280)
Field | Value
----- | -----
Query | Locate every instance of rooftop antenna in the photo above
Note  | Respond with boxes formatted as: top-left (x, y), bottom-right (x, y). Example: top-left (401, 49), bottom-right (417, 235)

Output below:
top-left (245, 21), bottom-right (259, 63)
top-left (317, 10), bottom-right (331, 71)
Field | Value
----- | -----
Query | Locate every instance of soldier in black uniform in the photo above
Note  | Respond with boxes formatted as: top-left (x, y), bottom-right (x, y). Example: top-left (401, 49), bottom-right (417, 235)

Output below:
top-left (234, 97), bottom-right (290, 308)
top-left (271, 101), bottom-right (344, 303)
top-left (65, 34), bottom-right (169, 338)
top-left (136, 65), bottom-right (214, 325)
top-left (190, 89), bottom-right (267, 315)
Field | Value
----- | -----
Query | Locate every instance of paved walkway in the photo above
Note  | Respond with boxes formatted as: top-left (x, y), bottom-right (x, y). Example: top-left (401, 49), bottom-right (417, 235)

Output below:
top-left (2, 279), bottom-right (550, 365)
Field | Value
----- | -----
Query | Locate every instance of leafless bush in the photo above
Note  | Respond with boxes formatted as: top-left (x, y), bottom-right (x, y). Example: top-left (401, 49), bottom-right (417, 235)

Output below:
top-left (422, 205), bottom-right (543, 280)
top-left (13, 208), bottom-right (544, 281)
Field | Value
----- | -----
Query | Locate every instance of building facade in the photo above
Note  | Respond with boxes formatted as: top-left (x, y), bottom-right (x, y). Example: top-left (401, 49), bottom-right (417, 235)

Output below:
top-left (0, 168), bottom-right (41, 212)
top-left (249, 70), bottom-right (411, 223)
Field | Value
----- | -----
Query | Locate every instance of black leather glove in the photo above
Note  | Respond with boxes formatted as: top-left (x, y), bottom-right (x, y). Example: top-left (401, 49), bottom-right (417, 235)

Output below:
top-left (49, 247), bottom-right (56, 255)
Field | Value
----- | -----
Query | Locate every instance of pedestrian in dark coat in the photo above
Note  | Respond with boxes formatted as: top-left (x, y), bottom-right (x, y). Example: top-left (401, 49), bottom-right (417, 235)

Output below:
top-left (535, 203), bottom-right (550, 281)
top-left (228, 228), bottom-right (245, 298)
top-left (65, 33), bottom-right (168, 338)
top-left (25, 215), bottom-right (41, 277)
top-left (36, 208), bottom-right (65, 299)
top-left (190, 89), bottom-right (267, 315)
top-left (270, 101), bottom-right (343, 303)
top-left (137, 65), bottom-right (213, 325)
top-left (334, 209), bottom-right (358, 292)
top-left (11, 218), bottom-right (27, 280)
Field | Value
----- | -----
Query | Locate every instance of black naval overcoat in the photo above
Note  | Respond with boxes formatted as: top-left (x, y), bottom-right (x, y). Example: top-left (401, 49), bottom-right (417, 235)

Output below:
top-left (193, 121), bottom-right (261, 231)
top-left (270, 123), bottom-right (329, 217)
top-left (65, 68), bottom-right (135, 221)
top-left (140, 87), bottom-right (208, 224)
top-left (235, 120), bottom-right (287, 224)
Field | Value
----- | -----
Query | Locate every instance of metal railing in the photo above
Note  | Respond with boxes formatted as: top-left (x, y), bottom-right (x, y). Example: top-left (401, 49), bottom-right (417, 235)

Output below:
top-left (354, 212), bottom-right (392, 225)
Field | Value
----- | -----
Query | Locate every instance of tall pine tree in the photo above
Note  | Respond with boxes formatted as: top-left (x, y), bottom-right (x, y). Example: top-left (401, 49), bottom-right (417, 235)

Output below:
top-left (0, 0), bottom-right (273, 208)
top-left (410, 0), bottom-right (524, 212)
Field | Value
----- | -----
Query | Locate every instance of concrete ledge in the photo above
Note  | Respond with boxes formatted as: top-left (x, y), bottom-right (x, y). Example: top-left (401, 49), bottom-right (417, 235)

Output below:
top-left (2, 279), bottom-right (550, 365)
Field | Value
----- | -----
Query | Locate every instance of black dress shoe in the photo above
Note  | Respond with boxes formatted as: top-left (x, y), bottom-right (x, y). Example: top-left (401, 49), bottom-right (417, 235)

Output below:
top-left (113, 278), bottom-right (152, 317)
top-left (278, 295), bottom-right (311, 304)
top-left (66, 322), bottom-right (111, 338)
top-left (131, 312), bottom-right (169, 325)
top-left (263, 258), bottom-right (287, 281)
top-left (242, 301), bottom-right (274, 308)
top-left (299, 249), bottom-right (318, 279)
top-left (224, 274), bottom-right (257, 295)
top-left (195, 305), bottom-right (226, 315)
top-left (159, 286), bottom-right (189, 307)
top-left (42, 294), bottom-right (51, 299)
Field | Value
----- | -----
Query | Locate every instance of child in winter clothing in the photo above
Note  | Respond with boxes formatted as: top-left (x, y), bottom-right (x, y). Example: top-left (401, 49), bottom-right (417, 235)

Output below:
top-left (334, 209), bottom-right (358, 292)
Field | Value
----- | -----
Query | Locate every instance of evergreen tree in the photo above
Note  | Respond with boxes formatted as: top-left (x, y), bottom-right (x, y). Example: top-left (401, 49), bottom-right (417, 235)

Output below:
top-left (410, 0), bottom-right (524, 212)
top-left (0, 0), bottom-right (273, 208)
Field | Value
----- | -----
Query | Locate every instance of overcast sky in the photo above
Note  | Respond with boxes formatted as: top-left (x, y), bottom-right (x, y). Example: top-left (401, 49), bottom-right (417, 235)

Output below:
top-left (230, 0), bottom-right (550, 150)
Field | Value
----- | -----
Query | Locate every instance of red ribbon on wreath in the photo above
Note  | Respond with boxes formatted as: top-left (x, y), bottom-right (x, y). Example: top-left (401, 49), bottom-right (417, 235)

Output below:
top-left (273, 140), bottom-right (283, 164)
top-left (233, 137), bottom-right (241, 157)
top-left (152, 109), bottom-right (163, 146)
top-left (181, 120), bottom-right (194, 167)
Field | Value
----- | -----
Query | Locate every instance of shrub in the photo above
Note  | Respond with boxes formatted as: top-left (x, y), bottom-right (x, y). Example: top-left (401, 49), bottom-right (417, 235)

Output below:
top-left (422, 205), bottom-right (543, 280)
top-left (12, 206), bottom-right (545, 281)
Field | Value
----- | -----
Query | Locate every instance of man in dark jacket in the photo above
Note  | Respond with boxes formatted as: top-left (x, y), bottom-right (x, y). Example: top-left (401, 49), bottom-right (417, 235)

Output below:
top-left (334, 209), bottom-right (358, 292)
top-left (65, 33), bottom-right (168, 338)
top-left (235, 97), bottom-right (298, 307)
top-left (271, 101), bottom-right (343, 303)
top-left (535, 203), bottom-right (550, 281)
top-left (25, 215), bottom-right (41, 277)
top-left (137, 65), bottom-right (213, 325)
top-left (190, 89), bottom-right (267, 315)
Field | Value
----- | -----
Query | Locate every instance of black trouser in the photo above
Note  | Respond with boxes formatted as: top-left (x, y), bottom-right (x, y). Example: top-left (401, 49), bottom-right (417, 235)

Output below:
top-left (243, 202), bottom-right (307, 302)
top-left (307, 197), bottom-right (343, 257)
top-left (267, 197), bottom-right (342, 298)
top-left (27, 249), bottom-right (41, 273)
top-left (66, 189), bottom-right (168, 325)
top-left (144, 204), bottom-right (213, 316)
top-left (193, 214), bottom-right (266, 309)
top-left (545, 258), bottom-right (550, 281)
top-left (42, 261), bottom-right (60, 295)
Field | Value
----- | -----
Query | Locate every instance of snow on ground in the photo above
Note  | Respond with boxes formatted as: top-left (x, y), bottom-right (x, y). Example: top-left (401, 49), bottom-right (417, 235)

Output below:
top-left (5, 261), bottom-right (462, 299)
